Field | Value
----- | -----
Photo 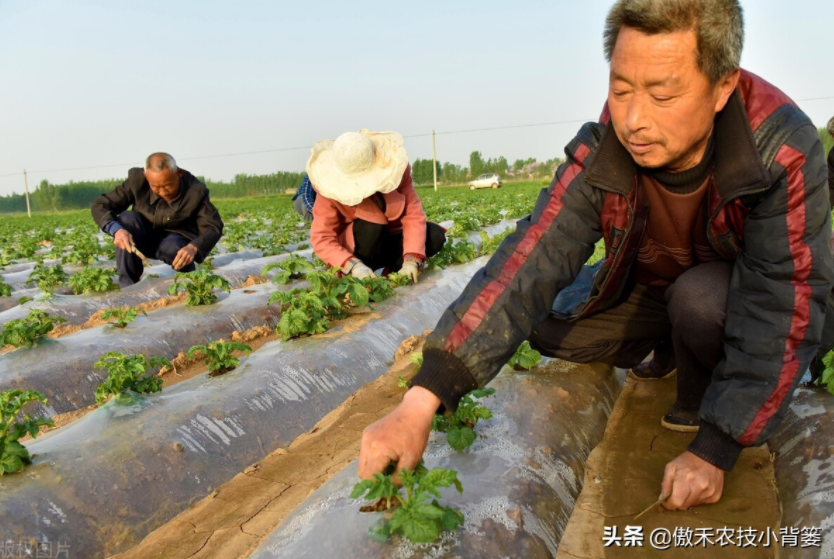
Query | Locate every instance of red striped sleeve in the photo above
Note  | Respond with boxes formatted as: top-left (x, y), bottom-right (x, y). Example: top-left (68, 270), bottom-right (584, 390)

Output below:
top-left (444, 144), bottom-right (592, 353)
top-left (740, 145), bottom-right (812, 445)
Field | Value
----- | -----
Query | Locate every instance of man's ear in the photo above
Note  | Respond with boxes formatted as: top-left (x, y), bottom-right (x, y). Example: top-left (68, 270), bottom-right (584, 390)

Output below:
top-left (177, 169), bottom-right (183, 178)
top-left (714, 69), bottom-right (741, 113)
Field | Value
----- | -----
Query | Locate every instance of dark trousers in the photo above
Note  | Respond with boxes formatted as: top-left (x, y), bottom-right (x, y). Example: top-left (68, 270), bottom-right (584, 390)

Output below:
top-left (352, 220), bottom-right (447, 271)
top-left (532, 261), bottom-right (834, 410)
top-left (115, 211), bottom-right (197, 288)
top-left (530, 262), bottom-right (734, 411)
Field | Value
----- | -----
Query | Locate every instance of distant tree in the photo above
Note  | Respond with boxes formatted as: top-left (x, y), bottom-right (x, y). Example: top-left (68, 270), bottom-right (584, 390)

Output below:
top-left (469, 151), bottom-right (485, 177)
top-left (441, 162), bottom-right (468, 183)
top-left (411, 159), bottom-right (442, 184)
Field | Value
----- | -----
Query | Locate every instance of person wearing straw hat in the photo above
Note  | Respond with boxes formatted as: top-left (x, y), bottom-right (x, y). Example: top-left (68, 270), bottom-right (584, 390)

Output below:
top-left (308, 129), bottom-right (447, 282)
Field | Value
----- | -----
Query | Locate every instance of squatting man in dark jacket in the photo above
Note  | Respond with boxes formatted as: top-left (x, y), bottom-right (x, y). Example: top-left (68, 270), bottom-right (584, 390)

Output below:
top-left (91, 153), bottom-right (224, 287)
top-left (359, 0), bottom-right (834, 511)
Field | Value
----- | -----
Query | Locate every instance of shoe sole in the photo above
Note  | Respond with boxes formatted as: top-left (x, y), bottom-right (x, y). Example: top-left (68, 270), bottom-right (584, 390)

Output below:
top-left (627, 368), bottom-right (677, 381)
top-left (660, 417), bottom-right (700, 433)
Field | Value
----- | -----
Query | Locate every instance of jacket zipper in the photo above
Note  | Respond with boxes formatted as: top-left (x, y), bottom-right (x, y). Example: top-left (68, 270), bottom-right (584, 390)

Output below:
top-left (706, 185), bottom-right (771, 254)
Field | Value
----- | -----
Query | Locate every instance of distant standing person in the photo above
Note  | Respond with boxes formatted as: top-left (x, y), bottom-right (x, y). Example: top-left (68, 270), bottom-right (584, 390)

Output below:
top-left (292, 174), bottom-right (316, 222)
top-left (91, 153), bottom-right (224, 287)
top-left (308, 130), bottom-right (446, 283)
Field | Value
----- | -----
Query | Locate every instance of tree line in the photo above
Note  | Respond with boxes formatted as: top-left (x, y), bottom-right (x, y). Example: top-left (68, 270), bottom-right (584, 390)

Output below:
top-left (0, 171), bottom-right (306, 213)
top-left (411, 152), bottom-right (564, 185)
top-left (2, 132), bottom-right (830, 213)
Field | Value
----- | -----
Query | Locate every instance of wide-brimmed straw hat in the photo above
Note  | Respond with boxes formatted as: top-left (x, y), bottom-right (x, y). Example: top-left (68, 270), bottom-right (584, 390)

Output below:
top-left (306, 129), bottom-right (408, 206)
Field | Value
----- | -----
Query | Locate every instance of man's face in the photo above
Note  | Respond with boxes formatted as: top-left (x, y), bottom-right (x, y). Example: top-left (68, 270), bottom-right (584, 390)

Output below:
top-left (608, 26), bottom-right (738, 171)
top-left (145, 169), bottom-right (182, 202)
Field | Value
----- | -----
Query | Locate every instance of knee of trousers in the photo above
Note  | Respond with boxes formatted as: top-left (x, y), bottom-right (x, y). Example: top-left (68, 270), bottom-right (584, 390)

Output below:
top-left (157, 236), bottom-right (189, 263)
top-left (117, 211), bottom-right (146, 233)
top-left (426, 223), bottom-right (447, 255)
top-left (667, 284), bottom-right (726, 339)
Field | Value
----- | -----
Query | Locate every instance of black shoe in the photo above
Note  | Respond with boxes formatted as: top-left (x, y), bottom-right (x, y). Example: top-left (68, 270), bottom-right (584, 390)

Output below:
top-left (628, 360), bottom-right (676, 381)
top-left (661, 403), bottom-right (700, 433)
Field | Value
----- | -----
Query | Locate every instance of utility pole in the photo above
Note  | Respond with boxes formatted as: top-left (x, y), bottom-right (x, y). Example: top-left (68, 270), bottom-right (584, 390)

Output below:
top-left (432, 129), bottom-right (438, 192)
top-left (23, 169), bottom-right (31, 218)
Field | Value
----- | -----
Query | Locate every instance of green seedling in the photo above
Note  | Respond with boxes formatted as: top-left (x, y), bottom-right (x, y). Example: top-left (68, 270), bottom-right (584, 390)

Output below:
top-left (362, 276), bottom-right (395, 303)
top-left (168, 269), bottom-right (231, 306)
top-left (410, 353), bottom-right (424, 368)
top-left (427, 240), bottom-right (478, 270)
top-left (508, 341), bottom-right (542, 371)
top-left (187, 341), bottom-right (252, 376)
top-left (387, 272), bottom-right (413, 287)
top-left (397, 376), bottom-right (409, 389)
top-left (0, 310), bottom-right (66, 348)
top-left (94, 352), bottom-right (171, 405)
top-left (432, 387), bottom-right (496, 451)
top-left (101, 306), bottom-right (147, 328)
top-left (271, 289), bottom-right (335, 340)
top-left (27, 263), bottom-right (68, 294)
top-left (68, 267), bottom-right (117, 294)
top-left (816, 350), bottom-right (834, 395)
top-left (0, 389), bottom-right (54, 475)
top-left (262, 254), bottom-right (315, 284)
top-left (351, 462), bottom-right (464, 544)
top-left (0, 277), bottom-right (11, 297)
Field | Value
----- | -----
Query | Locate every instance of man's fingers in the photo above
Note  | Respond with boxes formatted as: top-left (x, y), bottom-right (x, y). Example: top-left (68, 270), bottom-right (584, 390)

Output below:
top-left (393, 451), bottom-right (422, 475)
top-left (660, 464), bottom-right (675, 504)
top-left (666, 474), bottom-right (693, 510)
top-left (358, 439), bottom-right (399, 479)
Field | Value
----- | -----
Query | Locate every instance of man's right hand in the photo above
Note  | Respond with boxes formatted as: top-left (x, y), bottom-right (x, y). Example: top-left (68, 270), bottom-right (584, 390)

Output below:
top-left (359, 386), bottom-right (441, 479)
top-left (114, 229), bottom-right (135, 252)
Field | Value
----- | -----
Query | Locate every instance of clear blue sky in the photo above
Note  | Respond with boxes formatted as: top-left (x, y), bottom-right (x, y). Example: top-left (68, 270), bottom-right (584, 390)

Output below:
top-left (0, 0), bottom-right (832, 196)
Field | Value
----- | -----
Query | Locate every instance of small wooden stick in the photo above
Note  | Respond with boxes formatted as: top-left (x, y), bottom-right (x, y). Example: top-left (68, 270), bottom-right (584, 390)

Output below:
top-left (633, 493), bottom-right (670, 520)
top-left (131, 246), bottom-right (150, 265)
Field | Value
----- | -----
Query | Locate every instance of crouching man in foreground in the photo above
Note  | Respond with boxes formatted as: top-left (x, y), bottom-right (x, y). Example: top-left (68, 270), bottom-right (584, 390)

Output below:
top-left (91, 153), bottom-right (224, 287)
top-left (359, 0), bottom-right (834, 511)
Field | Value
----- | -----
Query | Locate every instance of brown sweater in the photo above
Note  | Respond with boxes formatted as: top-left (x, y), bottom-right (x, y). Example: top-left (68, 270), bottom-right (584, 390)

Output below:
top-left (634, 173), bottom-right (720, 287)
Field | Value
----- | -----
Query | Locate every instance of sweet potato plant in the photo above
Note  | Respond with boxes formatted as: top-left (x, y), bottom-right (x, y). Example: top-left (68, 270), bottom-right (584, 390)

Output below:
top-left (0, 389), bottom-right (54, 475)
top-left (101, 306), bottom-right (147, 328)
top-left (68, 267), bottom-right (117, 294)
top-left (0, 309), bottom-right (66, 348)
top-left (26, 263), bottom-right (68, 294)
top-left (262, 254), bottom-right (315, 284)
top-left (432, 387), bottom-right (496, 451)
top-left (94, 352), bottom-right (172, 404)
top-left (187, 341), bottom-right (252, 376)
top-left (508, 341), bottom-right (542, 371)
top-left (168, 269), bottom-right (231, 305)
top-left (0, 277), bottom-right (11, 297)
top-left (352, 461), bottom-right (464, 543)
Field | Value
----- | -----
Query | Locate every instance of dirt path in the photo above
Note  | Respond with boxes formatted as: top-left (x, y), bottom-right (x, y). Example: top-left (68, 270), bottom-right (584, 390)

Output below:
top-left (107, 333), bottom-right (427, 559)
top-left (557, 374), bottom-right (779, 559)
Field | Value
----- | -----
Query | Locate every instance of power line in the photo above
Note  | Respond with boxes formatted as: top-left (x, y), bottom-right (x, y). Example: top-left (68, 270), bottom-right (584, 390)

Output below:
top-left (2, 95), bottom-right (832, 180)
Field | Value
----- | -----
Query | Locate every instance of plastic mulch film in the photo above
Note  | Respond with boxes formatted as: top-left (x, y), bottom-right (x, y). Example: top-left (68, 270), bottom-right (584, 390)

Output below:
top-left (0, 249), bottom-right (302, 327)
top-left (769, 385), bottom-right (834, 558)
top-left (0, 283), bottom-right (284, 416)
top-left (247, 362), bottom-right (624, 559)
top-left (0, 258), bottom-right (487, 559)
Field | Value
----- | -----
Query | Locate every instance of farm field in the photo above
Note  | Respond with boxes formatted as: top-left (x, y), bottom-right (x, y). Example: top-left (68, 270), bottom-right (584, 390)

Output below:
top-left (0, 181), bottom-right (548, 558)
top-left (2, 179), bottom-right (832, 559)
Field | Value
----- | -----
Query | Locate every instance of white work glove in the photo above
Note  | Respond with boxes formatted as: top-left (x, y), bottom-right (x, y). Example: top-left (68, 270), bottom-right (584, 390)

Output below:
top-left (397, 261), bottom-right (420, 283)
top-left (349, 261), bottom-right (377, 280)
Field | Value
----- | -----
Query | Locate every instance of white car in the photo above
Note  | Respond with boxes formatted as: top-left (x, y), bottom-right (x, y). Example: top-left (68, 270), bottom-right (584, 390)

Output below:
top-left (468, 173), bottom-right (502, 190)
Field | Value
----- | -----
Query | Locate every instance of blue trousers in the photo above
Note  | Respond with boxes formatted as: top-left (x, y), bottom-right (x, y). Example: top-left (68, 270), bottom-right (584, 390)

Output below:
top-left (115, 211), bottom-right (196, 287)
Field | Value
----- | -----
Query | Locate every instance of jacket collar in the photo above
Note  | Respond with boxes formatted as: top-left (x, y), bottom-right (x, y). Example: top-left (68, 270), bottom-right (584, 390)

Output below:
top-left (584, 90), bottom-right (771, 201)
